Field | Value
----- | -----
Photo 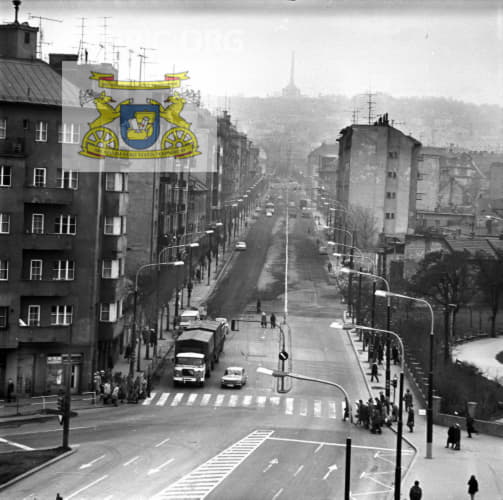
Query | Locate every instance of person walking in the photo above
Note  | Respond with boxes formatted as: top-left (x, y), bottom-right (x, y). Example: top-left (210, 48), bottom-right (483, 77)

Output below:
top-left (446, 424), bottom-right (456, 448)
top-left (256, 298), bottom-right (261, 313)
top-left (261, 311), bottom-right (267, 328)
top-left (454, 423), bottom-right (461, 450)
top-left (466, 414), bottom-right (478, 438)
top-left (327, 261), bottom-right (332, 273)
top-left (407, 405), bottom-right (415, 432)
top-left (403, 389), bottom-right (413, 412)
top-left (6, 378), bottom-right (14, 403)
top-left (467, 475), bottom-right (479, 499)
top-left (270, 312), bottom-right (276, 328)
top-left (409, 480), bottom-right (422, 500)
top-left (370, 361), bottom-right (379, 382)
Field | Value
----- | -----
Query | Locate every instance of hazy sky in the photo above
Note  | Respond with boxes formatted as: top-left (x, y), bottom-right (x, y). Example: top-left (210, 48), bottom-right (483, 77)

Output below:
top-left (9, 0), bottom-right (503, 106)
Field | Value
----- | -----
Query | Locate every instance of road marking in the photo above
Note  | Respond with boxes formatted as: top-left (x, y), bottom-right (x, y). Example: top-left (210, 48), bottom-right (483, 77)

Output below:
top-left (155, 438), bottom-right (170, 448)
top-left (285, 397), bottom-right (294, 415)
top-left (66, 475), bottom-right (108, 499)
top-left (257, 395), bottom-right (266, 408)
top-left (0, 437), bottom-right (34, 451)
top-left (272, 488), bottom-right (284, 500)
top-left (187, 393), bottom-right (198, 406)
top-left (79, 454), bottom-right (106, 469)
top-left (200, 394), bottom-right (212, 406)
top-left (269, 396), bottom-right (280, 407)
top-left (294, 465), bottom-right (304, 477)
top-left (156, 392), bottom-right (170, 406)
top-left (229, 395), bottom-right (238, 407)
top-left (215, 394), bottom-right (225, 407)
top-left (123, 456), bottom-right (140, 466)
top-left (142, 391), bottom-right (157, 405)
top-left (315, 443), bottom-right (324, 453)
top-left (151, 430), bottom-right (273, 500)
top-left (270, 436), bottom-right (396, 451)
top-left (328, 401), bottom-right (336, 419)
top-left (171, 393), bottom-right (184, 406)
top-left (323, 463), bottom-right (338, 480)
top-left (148, 458), bottom-right (175, 476)
top-left (299, 399), bottom-right (308, 416)
top-left (243, 395), bottom-right (252, 406)
top-left (263, 457), bottom-right (278, 473)
top-left (314, 400), bottom-right (322, 418)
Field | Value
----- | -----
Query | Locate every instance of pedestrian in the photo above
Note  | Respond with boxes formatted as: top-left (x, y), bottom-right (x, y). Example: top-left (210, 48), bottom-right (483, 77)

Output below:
top-left (446, 424), bottom-right (456, 448)
top-left (261, 311), bottom-right (267, 328)
top-left (56, 494), bottom-right (63, 500)
top-left (256, 298), bottom-right (261, 313)
top-left (409, 480), bottom-right (422, 500)
top-left (370, 361), bottom-right (379, 382)
top-left (6, 378), bottom-right (14, 403)
top-left (403, 389), bottom-right (413, 412)
top-left (467, 475), bottom-right (479, 499)
top-left (392, 345), bottom-right (399, 365)
top-left (407, 405), bottom-right (415, 432)
top-left (327, 262), bottom-right (332, 273)
top-left (111, 384), bottom-right (119, 407)
top-left (377, 343), bottom-right (384, 365)
top-left (454, 423), bottom-right (461, 450)
top-left (103, 380), bottom-right (111, 404)
top-left (466, 414), bottom-right (477, 438)
top-left (270, 312), bottom-right (276, 328)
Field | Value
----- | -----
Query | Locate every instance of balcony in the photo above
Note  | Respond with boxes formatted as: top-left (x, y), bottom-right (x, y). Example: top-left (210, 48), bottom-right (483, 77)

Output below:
top-left (23, 233), bottom-right (74, 251)
top-left (19, 280), bottom-right (72, 297)
top-left (24, 187), bottom-right (74, 205)
top-left (13, 324), bottom-right (71, 344)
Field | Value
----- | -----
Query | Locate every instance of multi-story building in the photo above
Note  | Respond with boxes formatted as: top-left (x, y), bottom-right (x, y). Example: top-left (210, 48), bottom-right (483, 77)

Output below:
top-left (336, 115), bottom-right (422, 244)
top-left (307, 142), bottom-right (338, 195)
top-left (0, 14), bottom-right (130, 397)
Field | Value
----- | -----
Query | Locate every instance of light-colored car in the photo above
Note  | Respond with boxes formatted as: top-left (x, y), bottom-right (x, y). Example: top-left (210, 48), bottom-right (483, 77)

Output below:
top-left (235, 241), bottom-right (247, 251)
top-left (266, 211), bottom-right (273, 217)
top-left (318, 246), bottom-right (328, 255)
top-left (221, 366), bottom-right (247, 388)
top-left (179, 309), bottom-right (201, 328)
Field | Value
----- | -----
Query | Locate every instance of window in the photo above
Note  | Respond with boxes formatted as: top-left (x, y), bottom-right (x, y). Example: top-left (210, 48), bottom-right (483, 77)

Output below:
top-left (32, 213), bottom-right (44, 234)
top-left (104, 216), bottom-right (125, 235)
top-left (54, 215), bottom-right (76, 235)
top-left (51, 305), bottom-right (73, 325)
top-left (102, 259), bottom-right (120, 278)
top-left (100, 303), bottom-right (117, 322)
top-left (58, 123), bottom-right (80, 144)
top-left (35, 121), bottom-right (48, 142)
top-left (52, 260), bottom-right (74, 280)
top-left (57, 169), bottom-right (78, 189)
top-left (30, 259), bottom-right (43, 280)
top-left (386, 192), bottom-right (396, 199)
top-left (24, 32), bottom-right (30, 44)
top-left (0, 165), bottom-right (12, 187)
top-left (0, 260), bottom-right (8, 280)
top-left (33, 168), bottom-right (46, 187)
top-left (385, 212), bottom-right (395, 220)
top-left (387, 171), bottom-right (397, 179)
top-left (416, 193), bottom-right (424, 201)
top-left (417, 172), bottom-right (425, 181)
top-left (0, 213), bottom-right (10, 233)
top-left (105, 172), bottom-right (128, 192)
top-left (28, 305), bottom-right (40, 326)
top-left (0, 119), bottom-right (6, 139)
top-left (0, 306), bottom-right (8, 328)
top-left (388, 151), bottom-right (399, 159)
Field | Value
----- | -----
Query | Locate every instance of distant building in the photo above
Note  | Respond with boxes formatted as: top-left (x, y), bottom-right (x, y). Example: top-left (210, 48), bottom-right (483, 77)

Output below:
top-left (307, 142), bottom-right (338, 194)
top-left (282, 52), bottom-right (301, 98)
top-left (336, 115), bottom-right (422, 244)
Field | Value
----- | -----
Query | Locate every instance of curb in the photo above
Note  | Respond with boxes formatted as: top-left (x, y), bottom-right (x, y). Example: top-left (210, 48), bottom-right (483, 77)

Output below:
top-left (0, 445), bottom-right (78, 491)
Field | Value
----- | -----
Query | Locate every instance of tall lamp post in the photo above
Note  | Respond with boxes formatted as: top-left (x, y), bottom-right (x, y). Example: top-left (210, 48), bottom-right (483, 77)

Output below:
top-left (257, 366), bottom-right (353, 500)
top-left (215, 222), bottom-right (223, 276)
top-left (376, 290), bottom-right (435, 459)
top-left (341, 267), bottom-right (392, 399)
top-left (187, 242), bottom-right (199, 307)
top-left (205, 229), bottom-right (214, 285)
top-left (131, 260), bottom-right (184, 377)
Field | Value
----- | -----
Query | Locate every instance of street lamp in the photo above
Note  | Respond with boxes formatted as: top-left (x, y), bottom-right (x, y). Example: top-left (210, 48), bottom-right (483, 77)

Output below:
top-left (257, 366), bottom-right (353, 500)
top-left (375, 290), bottom-right (435, 459)
top-left (331, 322), bottom-right (405, 500)
top-left (205, 229), bottom-right (214, 285)
top-left (130, 260), bottom-right (184, 377)
top-left (342, 267), bottom-right (392, 400)
top-left (187, 242), bottom-right (199, 307)
top-left (214, 222), bottom-right (223, 276)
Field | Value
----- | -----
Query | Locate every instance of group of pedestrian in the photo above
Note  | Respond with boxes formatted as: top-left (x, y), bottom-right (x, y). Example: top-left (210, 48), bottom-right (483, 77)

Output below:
top-left (354, 392), bottom-right (398, 434)
top-left (93, 370), bottom-right (151, 406)
top-left (408, 475), bottom-right (479, 499)
top-left (446, 423), bottom-right (462, 450)
top-left (258, 302), bottom-right (276, 329)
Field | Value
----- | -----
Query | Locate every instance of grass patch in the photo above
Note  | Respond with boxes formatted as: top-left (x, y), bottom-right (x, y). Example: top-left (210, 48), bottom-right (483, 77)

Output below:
top-left (0, 448), bottom-right (66, 485)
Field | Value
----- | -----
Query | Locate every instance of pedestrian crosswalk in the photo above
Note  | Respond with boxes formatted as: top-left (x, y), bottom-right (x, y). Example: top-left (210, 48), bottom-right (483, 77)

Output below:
top-left (142, 391), bottom-right (347, 420)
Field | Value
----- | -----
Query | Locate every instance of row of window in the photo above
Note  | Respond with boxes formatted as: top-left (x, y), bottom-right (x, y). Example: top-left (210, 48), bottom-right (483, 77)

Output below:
top-left (0, 119), bottom-right (81, 144)
top-left (0, 258), bottom-right (125, 281)
top-left (0, 166), bottom-right (128, 192)
top-left (0, 213), bottom-right (127, 235)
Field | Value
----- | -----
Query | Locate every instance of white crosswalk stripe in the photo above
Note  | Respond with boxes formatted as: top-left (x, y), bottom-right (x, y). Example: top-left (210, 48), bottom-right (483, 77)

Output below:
top-left (299, 399), bottom-right (308, 416)
top-left (269, 396), bottom-right (280, 407)
top-left (214, 394), bottom-right (224, 407)
top-left (242, 395), bottom-right (252, 406)
top-left (142, 392), bottom-right (156, 406)
top-left (328, 400), bottom-right (336, 419)
top-left (314, 400), bottom-right (322, 418)
top-left (187, 393), bottom-right (198, 406)
top-left (285, 397), bottom-right (294, 415)
top-left (257, 395), bottom-right (266, 408)
top-left (171, 393), bottom-right (184, 406)
top-left (156, 393), bottom-right (169, 406)
top-left (228, 395), bottom-right (238, 407)
top-left (200, 394), bottom-right (211, 406)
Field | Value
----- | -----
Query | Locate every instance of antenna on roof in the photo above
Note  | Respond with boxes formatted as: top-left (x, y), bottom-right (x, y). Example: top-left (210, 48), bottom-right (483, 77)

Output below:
top-left (29, 14), bottom-right (62, 61)
top-left (76, 17), bottom-right (88, 64)
top-left (138, 47), bottom-right (156, 81)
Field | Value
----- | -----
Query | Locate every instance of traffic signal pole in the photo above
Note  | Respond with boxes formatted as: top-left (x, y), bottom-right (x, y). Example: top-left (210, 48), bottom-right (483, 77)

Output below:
top-left (62, 324), bottom-right (72, 449)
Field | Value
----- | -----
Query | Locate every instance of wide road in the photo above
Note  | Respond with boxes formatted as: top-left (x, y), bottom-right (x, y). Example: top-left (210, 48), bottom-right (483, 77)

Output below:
top-left (2, 185), bottom-right (414, 500)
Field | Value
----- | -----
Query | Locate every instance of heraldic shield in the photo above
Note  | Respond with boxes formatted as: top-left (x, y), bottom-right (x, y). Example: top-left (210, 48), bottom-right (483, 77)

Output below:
top-left (120, 103), bottom-right (160, 149)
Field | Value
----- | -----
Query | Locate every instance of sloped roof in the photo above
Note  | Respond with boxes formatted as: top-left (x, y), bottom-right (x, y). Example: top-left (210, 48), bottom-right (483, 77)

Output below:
top-left (444, 237), bottom-right (497, 257)
top-left (0, 58), bottom-right (80, 106)
top-left (487, 239), bottom-right (503, 253)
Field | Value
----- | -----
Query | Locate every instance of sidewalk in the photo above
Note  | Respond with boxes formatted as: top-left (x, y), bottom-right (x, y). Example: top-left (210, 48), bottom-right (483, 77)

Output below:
top-left (345, 317), bottom-right (503, 500)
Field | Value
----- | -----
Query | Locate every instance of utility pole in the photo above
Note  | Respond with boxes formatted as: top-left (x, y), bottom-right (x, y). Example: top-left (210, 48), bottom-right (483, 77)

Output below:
top-left (101, 16), bottom-right (111, 63)
top-left (76, 17), bottom-right (88, 64)
top-left (138, 46), bottom-right (156, 81)
top-left (29, 14), bottom-right (62, 60)
top-left (365, 90), bottom-right (377, 125)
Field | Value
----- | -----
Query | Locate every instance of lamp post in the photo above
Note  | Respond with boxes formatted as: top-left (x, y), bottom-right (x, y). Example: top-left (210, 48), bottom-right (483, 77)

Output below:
top-left (130, 260), bottom-right (184, 377)
top-left (375, 290), bottom-right (435, 459)
top-left (232, 203), bottom-right (238, 240)
top-left (332, 322), bottom-right (405, 500)
top-left (187, 242), bottom-right (199, 307)
top-left (257, 366), bottom-right (352, 500)
top-left (205, 229), bottom-right (214, 286)
top-left (341, 267), bottom-right (392, 399)
top-left (215, 222), bottom-right (223, 276)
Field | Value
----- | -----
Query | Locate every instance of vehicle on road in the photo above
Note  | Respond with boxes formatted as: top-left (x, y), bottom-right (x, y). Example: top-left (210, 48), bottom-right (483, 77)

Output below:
top-left (235, 241), bottom-right (247, 251)
top-left (179, 309), bottom-right (201, 328)
top-left (289, 210), bottom-right (297, 218)
top-left (266, 211), bottom-right (273, 217)
top-left (173, 320), bottom-right (226, 386)
top-left (318, 246), bottom-right (328, 255)
top-left (221, 366), bottom-right (247, 388)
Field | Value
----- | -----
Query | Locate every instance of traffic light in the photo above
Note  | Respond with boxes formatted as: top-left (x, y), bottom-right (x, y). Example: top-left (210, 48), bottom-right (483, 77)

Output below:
top-left (57, 395), bottom-right (66, 425)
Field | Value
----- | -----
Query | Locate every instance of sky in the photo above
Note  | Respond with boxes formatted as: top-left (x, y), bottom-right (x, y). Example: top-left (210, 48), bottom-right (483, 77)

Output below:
top-left (7, 0), bottom-right (503, 106)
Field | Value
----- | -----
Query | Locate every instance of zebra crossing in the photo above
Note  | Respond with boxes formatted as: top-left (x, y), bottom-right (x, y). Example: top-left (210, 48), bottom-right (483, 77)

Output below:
top-left (143, 391), bottom-right (347, 420)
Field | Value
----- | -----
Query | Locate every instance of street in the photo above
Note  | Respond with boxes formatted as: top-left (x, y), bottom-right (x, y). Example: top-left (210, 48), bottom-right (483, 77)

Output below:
top-left (1, 191), bottom-right (414, 500)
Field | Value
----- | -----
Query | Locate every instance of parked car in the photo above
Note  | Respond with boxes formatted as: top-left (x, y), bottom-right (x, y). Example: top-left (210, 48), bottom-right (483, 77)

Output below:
top-left (221, 366), bottom-right (247, 388)
top-left (318, 246), bottom-right (328, 255)
top-left (266, 211), bottom-right (273, 217)
top-left (235, 241), bottom-right (247, 251)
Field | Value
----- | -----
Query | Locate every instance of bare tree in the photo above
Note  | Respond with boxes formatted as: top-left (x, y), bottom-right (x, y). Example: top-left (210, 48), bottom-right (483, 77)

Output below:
top-left (348, 204), bottom-right (379, 250)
